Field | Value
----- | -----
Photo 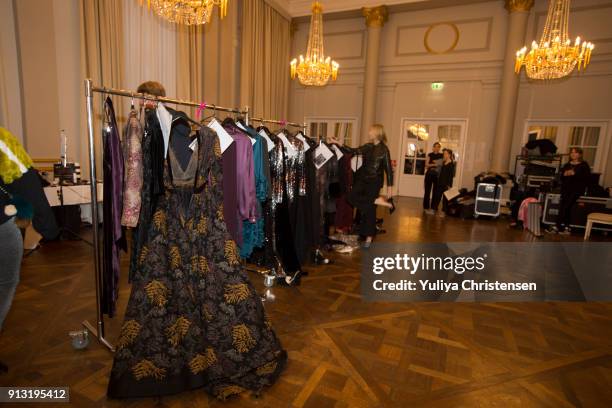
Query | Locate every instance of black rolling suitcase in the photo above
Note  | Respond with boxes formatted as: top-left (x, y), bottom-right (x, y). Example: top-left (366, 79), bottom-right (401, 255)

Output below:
top-left (475, 183), bottom-right (501, 218)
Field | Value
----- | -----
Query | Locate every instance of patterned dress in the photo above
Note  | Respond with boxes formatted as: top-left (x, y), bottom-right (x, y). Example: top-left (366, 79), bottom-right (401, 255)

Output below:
top-left (107, 127), bottom-right (287, 399)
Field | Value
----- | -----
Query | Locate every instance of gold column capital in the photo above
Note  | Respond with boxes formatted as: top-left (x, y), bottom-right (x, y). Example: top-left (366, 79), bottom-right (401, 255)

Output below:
top-left (362, 5), bottom-right (388, 28)
top-left (504, 0), bottom-right (535, 13)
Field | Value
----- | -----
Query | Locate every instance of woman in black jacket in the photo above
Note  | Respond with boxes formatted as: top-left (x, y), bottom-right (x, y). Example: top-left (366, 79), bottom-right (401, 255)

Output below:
top-left (330, 124), bottom-right (394, 248)
top-left (550, 147), bottom-right (591, 234)
top-left (431, 149), bottom-right (456, 217)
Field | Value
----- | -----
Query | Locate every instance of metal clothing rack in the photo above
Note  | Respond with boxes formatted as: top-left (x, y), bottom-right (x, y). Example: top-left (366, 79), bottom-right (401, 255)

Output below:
top-left (250, 117), bottom-right (307, 134)
top-left (83, 79), bottom-right (248, 351)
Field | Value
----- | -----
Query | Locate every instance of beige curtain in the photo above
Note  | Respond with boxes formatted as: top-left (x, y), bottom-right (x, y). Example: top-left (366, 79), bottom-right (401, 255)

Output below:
top-left (79, 0), bottom-right (124, 176)
top-left (176, 24), bottom-right (205, 118)
top-left (240, 0), bottom-right (291, 121)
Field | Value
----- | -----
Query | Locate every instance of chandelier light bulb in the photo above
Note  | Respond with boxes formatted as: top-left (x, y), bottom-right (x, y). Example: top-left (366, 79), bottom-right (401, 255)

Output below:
top-left (515, 0), bottom-right (594, 80)
top-left (289, 1), bottom-right (339, 86)
top-left (140, 0), bottom-right (228, 25)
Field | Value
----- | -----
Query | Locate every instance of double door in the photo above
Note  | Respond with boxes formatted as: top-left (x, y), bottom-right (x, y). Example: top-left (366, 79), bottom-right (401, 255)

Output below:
top-left (397, 119), bottom-right (466, 197)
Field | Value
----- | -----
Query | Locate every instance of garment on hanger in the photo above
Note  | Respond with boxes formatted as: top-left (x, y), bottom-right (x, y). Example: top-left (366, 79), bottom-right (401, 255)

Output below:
top-left (108, 126), bottom-right (286, 399)
top-left (102, 97), bottom-right (127, 317)
top-left (236, 123), bottom-right (267, 259)
top-left (222, 119), bottom-right (257, 246)
top-left (335, 152), bottom-right (354, 232)
top-left (121, 109), bottom-right (144, 228)
top-left (269, 136), bottom-right (301, 274)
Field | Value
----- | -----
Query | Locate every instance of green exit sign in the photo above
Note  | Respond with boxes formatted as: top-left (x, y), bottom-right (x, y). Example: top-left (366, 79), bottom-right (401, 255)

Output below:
top-left (431, 82), bottom-right (444, 90)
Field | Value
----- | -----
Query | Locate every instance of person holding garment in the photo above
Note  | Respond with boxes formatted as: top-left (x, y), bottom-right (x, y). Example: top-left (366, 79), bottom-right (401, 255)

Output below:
top-left (431, 148), bottom-right (456, 217)
top-left (548, 147), bottom-right (591, 235)
top-left (0, 127), bottom-right (58, 373)
top-left (329, 124), bottom-right (394, 248)
top-left (423, 142), bottom-right (443, 214)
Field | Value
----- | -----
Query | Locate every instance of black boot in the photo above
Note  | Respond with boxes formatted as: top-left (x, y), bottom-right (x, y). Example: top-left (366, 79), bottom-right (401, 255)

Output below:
top-left (388, 197), bottom-right (396, 215)
top-left (313, 249), bottom-right (332, 265)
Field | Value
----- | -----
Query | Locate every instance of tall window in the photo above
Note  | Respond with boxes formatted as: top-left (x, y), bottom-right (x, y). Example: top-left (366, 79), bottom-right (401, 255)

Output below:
top-left (523, 121), bottom-right (609, 172)
top-left (306, 118), bottom-right (358, 146)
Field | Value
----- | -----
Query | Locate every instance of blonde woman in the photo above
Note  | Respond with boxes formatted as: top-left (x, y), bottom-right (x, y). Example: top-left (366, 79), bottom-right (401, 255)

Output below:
top-left (330, 124), bottom-right (394, 248)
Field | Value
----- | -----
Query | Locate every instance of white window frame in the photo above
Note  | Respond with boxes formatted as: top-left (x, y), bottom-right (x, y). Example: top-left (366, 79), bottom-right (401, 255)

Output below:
top-left (305, 117), bottom-right (360, 147)
top-left (522, 119), bottom-right (612, 174)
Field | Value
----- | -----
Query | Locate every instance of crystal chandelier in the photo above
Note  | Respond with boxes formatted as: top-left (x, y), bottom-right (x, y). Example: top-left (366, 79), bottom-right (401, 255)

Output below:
top-left (515, 0), bottom-right (593, 80)
top-left (290, 1), bottom-right (339, 86)
top-left (140, 0), bottom-right (228, 25)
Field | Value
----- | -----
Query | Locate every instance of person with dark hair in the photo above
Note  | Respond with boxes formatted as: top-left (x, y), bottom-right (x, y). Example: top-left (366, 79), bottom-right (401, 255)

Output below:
top-left (431, 148), bottom-right (456, 217)
top-left (548, 147), bottom-right (591, 234)
top-left (329, 124), bottom-right (394, 248)
top-left (137, 81), bottom-right (166, 110)
top-left (423, 142), bottom-right (442, 214)
top-left (1, 127), bottom-right (58, 373)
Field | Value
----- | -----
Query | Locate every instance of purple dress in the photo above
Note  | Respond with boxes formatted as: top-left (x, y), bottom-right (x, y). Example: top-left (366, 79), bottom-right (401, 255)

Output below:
top-left (222, 121), bottom-right (257, 245)
top-left (102, 97), bottom-right (127, 317)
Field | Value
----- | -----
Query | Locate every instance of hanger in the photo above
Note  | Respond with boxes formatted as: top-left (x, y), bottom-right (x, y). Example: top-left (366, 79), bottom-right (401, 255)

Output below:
top-left (202, 104), bottom-right (217, 123)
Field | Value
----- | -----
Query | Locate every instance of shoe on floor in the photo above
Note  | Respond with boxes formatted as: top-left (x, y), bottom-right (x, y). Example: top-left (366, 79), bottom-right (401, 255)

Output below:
top-left (425, 209), bottom-right (435, 215)
top-left (0, 361), bottom-right (7, 374)
top-left (559, 227), bottom-right (571, 235)
top-left (437, 211), bottom-right (446, 218)
top-left (546, 226), bottom-right (559, 234)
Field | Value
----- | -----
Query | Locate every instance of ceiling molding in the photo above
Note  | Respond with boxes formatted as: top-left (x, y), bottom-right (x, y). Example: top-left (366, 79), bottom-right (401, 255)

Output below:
top-left (291, 0), bottom-right (496, 22)
top-left (265, 0), bottom-right (292, 20)
top-left (289, 0), bottom-right (425, 17)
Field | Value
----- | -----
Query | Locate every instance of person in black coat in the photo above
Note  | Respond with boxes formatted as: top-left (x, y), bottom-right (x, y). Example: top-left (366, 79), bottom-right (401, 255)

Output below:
top-left (329, 124), bottom-right (394, 248)
top-left (423, 142), bottom-right (443, 213)
top-left (550, 147), bottom-right (591, 234)
top-left (431, 149), bottom-right (456, 217)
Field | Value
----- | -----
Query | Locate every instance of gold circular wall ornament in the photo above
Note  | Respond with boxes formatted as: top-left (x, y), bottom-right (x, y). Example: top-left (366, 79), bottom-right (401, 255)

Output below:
top-left (424, 22), bottom-right (460, 55)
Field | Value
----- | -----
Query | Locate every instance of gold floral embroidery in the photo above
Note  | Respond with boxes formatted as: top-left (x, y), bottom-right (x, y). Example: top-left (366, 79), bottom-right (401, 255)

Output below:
top-left (264, 314), bottom-right (273, 330)
top-left (217, 204), bottom-right (225, 222)
top-left (116, 320), bottom-right (141, 350)
top-left (166, 316), bottom-right (191, 347)
top-left (214, 139), bottom-right (222, 158)
top-left (256, 361), bottom-right (278, 376)
top-left (138, 246), bottom-right (149, 266)
top-left (191, 255), bottom-right (209, 274)
top-left (186, 219), bottom-right (194, 232)
top-left (203, 305), bottom-right (213, 321)
top-left (224, 283), bottom-right (250, 304)
top-left (132, 359), bottom-right (166, 381)
top-left (232, 324), bottom-right (256, 353)
top-left (196, 217), bottom-right (208, 235)
top-left (153, 209), bottom-right (167, 235)
top-left (189, 347), bottom-right (217, 374)
top-left (169, 246), bottom-right (181, 269)
top-left (224, 240), bottom-right (240, 266)
top-left (145, 280), bottom-right (168, 308)
top-left (217, 385), bottom-right (245, 400)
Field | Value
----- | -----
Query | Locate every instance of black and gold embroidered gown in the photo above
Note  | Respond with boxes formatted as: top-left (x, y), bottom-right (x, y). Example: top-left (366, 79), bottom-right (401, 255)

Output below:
top-left (107, 126), bottom-right (287, 399)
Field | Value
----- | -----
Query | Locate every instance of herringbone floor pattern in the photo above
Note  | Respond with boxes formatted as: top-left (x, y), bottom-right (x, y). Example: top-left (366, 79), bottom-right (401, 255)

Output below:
top-left (1, 198), bottom-right (611, 407)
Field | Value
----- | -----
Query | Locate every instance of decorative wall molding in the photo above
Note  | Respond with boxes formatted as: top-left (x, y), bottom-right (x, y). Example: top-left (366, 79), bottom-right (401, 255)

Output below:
top-left (395, 17), bottom-right (493, 57)
top-left (504, 0), bottom-right (534, 13)
top-left (289, 0), bottom-right (424, 17)
top-left (324, 30), bottom-right (365, 60)
top-left (362, 5), bottom-right (388, 28)
top-left (424, 23), bottom-right (460, 54)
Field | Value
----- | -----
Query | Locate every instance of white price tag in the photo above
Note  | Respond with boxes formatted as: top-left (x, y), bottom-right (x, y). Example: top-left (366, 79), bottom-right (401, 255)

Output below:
top-left (207, 118), bottom-right (234, 154)
top-left (259, 130), bottom-right (275, 152)
top-left (313, 142), bottom-right (334, 169)
top-left (296, 134), bottom-right (310, 153)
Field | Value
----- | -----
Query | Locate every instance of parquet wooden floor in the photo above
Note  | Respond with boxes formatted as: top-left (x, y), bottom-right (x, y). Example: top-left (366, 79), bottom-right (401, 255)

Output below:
top-left (1, 198), bottom-right (611, 407)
